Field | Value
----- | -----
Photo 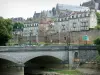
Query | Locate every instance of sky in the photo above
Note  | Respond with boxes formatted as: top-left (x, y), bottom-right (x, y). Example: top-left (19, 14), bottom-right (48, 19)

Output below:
top-left (0, 0), bottom-right (89, 19)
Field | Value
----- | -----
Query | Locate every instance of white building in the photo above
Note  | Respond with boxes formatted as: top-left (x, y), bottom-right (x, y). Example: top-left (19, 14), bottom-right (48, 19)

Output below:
top-left (23, 22), bottom-right (39, 37)
top-left (54, 9), bottom-right (97, 32)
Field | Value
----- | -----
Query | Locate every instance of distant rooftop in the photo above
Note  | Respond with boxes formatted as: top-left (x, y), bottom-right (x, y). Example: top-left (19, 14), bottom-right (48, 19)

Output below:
top-left (56, 4), bottom-right (90, 11)
top-left (82, 0), bottom-right (100, 10)
top-left (94, 0), bottom-right (100, 3)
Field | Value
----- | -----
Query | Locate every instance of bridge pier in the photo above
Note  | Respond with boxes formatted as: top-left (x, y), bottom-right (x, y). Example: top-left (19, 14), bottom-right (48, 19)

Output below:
top-left (0, 63), bottom-right (24, 75)
top-left (69, 51), bottom-right (74, 68)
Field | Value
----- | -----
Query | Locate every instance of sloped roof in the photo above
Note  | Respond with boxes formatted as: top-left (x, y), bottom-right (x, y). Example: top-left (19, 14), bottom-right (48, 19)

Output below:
top-left (94, 0), bottom-right (100, 3)
top-left (56, 4), bottom-right (90, 11)
top-left (33, 13), bottom-right (41, 18)
top-left (82, 0), bottom-right (95, 9)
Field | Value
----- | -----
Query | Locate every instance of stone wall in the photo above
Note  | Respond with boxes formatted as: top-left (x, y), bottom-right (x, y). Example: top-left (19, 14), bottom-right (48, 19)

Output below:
top-left (12, 30), bottom-right (100, 44)
top-left (44, 30), bottom-right (100, 44)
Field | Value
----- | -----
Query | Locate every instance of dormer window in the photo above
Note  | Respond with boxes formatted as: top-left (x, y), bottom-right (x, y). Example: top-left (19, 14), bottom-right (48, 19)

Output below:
top-left (66, 17), bottom-right (68, 20)
top-left (70, 16), bottom-right (72, 18)
top-left (62, 24), bottom-right (65, 30)
top-left (58, 19), bottom-right (59, 22)
top-left (61, 19), bottom-right (63, 21)
top-left (72, 16), bottom-right (74, 18)
top-left (59, 18), bottom-right (61, 21)
top-left (74, 15), bottom-right (76, 18)
top-left (82, 13), bottom-right (85, 17)
top-left (57, 18), bottom-right (59, 21)
top-left (86, 13), bottom-right (89, 16)
top-left (78, 14), bottom-right (80, 17)
top-left (63, 18), bottom-right (65, 21)
top-left (65, 18), bottom-right (66, 20)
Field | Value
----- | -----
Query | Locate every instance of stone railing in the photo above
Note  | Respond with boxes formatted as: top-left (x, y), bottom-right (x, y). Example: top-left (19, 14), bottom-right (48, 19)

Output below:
top-left (0, 45), bottom-right (97, 52)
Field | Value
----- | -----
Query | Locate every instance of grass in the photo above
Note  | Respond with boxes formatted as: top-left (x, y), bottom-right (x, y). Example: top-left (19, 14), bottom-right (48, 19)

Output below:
top-left (48, 69), bottom-right (82, 75)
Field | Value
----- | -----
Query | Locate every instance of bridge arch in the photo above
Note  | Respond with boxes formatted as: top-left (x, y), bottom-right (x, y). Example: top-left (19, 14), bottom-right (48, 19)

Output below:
top-left (0, 54), bottom-right (19, 63)
top-left (24, 55), bottom-right (63, 64)
top-left (24, 55), bottom-right (63, 71)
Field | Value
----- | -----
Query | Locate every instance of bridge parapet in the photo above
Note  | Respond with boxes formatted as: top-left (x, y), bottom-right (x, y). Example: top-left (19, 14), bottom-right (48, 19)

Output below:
top-left (0, 46), bottom-right (66, 52)
top-left (0, 45), bottom-right (97, 52)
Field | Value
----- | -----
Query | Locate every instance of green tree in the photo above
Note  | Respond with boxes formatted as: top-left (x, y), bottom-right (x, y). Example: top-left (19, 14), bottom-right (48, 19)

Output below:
top-left (0, 18), bottom-right (13, 46)
top-left (13, 22), bottom-right (24, 31)
top-left (94, 38), bottom-right (100, 55)
top-left (96, 12), bottom-right (100, 25)
top-left (95, 25), bottom-right (100, 30)
top-left (12, 22), bottom-right (24, 45)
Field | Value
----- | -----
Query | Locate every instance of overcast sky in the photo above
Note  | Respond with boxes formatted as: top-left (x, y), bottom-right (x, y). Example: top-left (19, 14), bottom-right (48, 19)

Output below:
top-left (0, 0), bottom-right (89, 19)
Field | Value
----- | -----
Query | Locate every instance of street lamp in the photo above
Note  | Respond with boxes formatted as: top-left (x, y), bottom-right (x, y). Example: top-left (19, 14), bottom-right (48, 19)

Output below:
top-left (58, 29), bottom-right (61, 44)
top-left (29, 30), bottom-right (32, 45)
top-left (36, 29), bottom-right (38, 44)
top-left (67, 25), bottom-right (71, 69)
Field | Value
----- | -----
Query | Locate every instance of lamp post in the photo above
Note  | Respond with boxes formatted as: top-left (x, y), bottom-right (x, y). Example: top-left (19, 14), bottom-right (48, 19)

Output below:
top-left (58, 29), bottom-right (61, 44)
top-left (29, 30), bottom-right (32, 45)
top-left (36, 29), bottom-right (38, 44)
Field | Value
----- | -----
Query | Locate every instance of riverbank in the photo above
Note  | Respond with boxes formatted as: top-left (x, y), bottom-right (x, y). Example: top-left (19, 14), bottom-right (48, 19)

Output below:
top-left (48, 69), bottom-right (82, 75)
top-left (47, 68), bottom-right (100, 75)
top-left (77, 68), bottom-right (100, 75)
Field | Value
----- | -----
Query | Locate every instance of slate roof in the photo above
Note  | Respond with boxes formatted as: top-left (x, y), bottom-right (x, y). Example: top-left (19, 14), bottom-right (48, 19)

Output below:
top-left (82, 0), bottom-right (96, 9)
top-left (33, 13), bottom-right (41, 18)
top-left (94, 0), bottom-right (100, 3)
top-left (56, 4), bottom-right (90, 11)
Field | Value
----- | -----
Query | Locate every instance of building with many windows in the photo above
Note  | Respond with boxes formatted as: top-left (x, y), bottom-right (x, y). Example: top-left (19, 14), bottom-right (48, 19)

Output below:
top-left (54, 9), bottom-right (97, 32)
top-left (23, 22), bottom-right (39, 44)
top-left (11, 17), bottom-right (25, 23)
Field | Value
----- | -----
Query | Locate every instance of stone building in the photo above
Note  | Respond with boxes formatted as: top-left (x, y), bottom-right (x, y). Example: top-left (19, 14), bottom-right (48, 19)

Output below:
top-left (82, 0), bottom-right (100, 10)
top-left (44, 9), bottom-right (97, 44)
top-left (11, 17), bottom-right (25, 23)
top-left (54, 9), bottom-right (97, 32)
top-left (23, 22), bottom-right (39, 44)
top-left (13, 4), bottom-right (97, 44)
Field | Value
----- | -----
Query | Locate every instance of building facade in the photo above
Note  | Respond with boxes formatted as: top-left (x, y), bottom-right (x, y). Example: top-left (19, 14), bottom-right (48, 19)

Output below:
top-left (11, 17), bottom-right (25, 23)
top-left (23, 22), bottom-right (39, 44)
top-left (12, 4), bottom-right (97, 44)
top-left (82, 0), bottom-right (100, 10)
top-left (54, 9), bottom-right (97, 32)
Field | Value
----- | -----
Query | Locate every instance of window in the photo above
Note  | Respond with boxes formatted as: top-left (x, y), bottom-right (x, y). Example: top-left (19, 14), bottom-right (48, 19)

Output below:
top-left (61, 18), bottom-right (63, 21)
top-left (62, 24), bottom-right (65, 30)
top-left (74, 15), bottom-right (76, 18)
top-left (72, 15), bottom-right (74, 18)
top-left (60, 18), bottom-right (61, 21)
top-left (82, 13), bottom-right (85, 17)
top-left (81, 22), bottom-right (88, 30)
top-left (78, 14), bottom-right (80, 17)
top-left (86, 13), bottom-right (89, 16)
top-left (65, 18), bottom-right (66, 20)
top-left (73, 23), bottom-right (76, 28)
top-left (57, 18), bottom-right (59, 21)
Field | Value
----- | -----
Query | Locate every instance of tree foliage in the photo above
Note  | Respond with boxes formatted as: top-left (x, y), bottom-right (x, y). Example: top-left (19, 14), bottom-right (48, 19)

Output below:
top-left (95, 25), bottom-right (100, 30)
top-left (96, 12), bottom-right (100, 25)
top-left (94, 38), bottom-right (100, 55)
top-left (13, 22), bottom-right (24, 31)
top-left (0, 18), bottom-right (13, 45)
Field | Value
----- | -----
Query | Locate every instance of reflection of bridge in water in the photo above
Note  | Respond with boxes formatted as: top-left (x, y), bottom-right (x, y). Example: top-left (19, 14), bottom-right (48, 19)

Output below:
top-left (0, 45), bottom-right (97, 75)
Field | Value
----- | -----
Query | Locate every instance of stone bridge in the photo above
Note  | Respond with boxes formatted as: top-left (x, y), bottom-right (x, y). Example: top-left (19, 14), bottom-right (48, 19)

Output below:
top-left (0, 45), bottom-right (97, 75)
